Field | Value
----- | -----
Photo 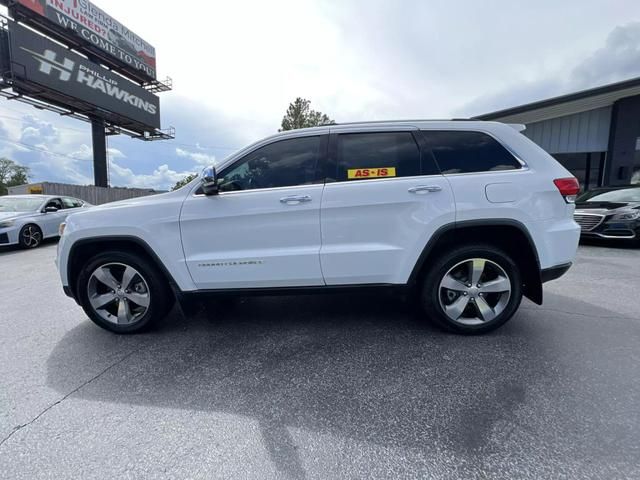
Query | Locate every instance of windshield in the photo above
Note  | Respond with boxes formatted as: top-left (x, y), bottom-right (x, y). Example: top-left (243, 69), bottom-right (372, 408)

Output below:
top-left (577, 187), bottom-right (640, 203)
top-left (0, 197), bottom-right (44, 212)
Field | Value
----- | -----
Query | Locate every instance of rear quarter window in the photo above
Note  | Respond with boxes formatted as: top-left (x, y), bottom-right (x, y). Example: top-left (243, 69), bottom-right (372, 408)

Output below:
top-left (422, 130), bottom-right (522, 174)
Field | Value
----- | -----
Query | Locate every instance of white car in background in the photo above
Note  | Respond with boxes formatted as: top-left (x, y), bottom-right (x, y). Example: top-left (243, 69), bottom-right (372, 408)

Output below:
top-left (0, 195), bottom-right (91, 249)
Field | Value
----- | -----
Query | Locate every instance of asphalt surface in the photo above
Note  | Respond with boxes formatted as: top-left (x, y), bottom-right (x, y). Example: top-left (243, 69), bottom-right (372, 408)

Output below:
top-left (0, 240), bottom-right (639, 479)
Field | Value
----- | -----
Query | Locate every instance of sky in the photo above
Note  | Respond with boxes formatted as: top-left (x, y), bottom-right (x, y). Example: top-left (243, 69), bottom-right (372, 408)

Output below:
top-left (1, 0), bottom-right (640, 190)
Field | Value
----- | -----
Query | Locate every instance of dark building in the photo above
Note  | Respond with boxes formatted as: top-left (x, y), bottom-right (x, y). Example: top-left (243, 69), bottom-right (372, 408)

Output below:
top-left (476, 77), bottom-right (640, 190)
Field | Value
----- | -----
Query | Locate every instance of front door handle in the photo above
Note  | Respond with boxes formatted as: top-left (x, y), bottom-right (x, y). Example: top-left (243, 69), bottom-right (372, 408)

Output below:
top-left (280, 195), bottom-right (312, 205)
top-left (408, 185), bottom-right (442, 194)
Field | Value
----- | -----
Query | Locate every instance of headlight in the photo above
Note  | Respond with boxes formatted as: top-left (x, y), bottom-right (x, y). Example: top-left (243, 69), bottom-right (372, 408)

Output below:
top-left (612, 211), bottom-right (640, 221)
top-left (58, 222), bottom-right (66, 236)
top-left (0, 220), bottom-right (15, 228)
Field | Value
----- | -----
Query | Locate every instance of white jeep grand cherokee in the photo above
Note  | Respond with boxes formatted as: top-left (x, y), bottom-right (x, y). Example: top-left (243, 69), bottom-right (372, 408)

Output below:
top-left (56, 121), bottom-right (580, 335)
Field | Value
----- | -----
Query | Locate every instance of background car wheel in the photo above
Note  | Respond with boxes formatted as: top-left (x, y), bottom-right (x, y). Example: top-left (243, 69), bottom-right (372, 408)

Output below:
top-left (19, 224), bottom-right (43, 249)
top-left (420, 244), bottom-right (523, 334)
top-left (77, 251), bottom-right (173, 334)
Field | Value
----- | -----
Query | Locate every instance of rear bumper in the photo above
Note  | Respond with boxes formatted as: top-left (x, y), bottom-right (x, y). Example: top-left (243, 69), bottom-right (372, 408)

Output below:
top-left (541, 262), bottom-right (572, 283)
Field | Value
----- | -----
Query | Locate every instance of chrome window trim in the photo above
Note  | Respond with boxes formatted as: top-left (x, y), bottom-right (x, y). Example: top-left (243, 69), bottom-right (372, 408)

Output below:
top-left (191, 182), bottom-right (325, 198)
top-left (323, 173), bottom-right (445, 187)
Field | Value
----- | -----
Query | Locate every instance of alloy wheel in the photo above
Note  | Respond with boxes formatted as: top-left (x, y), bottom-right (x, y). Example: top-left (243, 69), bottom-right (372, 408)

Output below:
top-left (87, 263), bottom-right (151, 325)
top-left (22, 225), bottom-right (42, 248)
top-left (438, 258), bottom-right (512, 326)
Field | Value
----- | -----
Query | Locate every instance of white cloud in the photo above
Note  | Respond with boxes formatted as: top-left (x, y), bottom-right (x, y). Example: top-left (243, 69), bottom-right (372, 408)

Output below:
top-left (176, 147), bottom-right (216, 168)
top-left (108, 161), bottom-right (194, 190)
top-left (460, 21), bottom-right (640, 117)
top-left (20, 115), bottom-right (61, 145)
top-left (67, 144), bottom-right (194, 190)
top-left (2, 1), bottom-right (640, 188)
top-left (95, 0), bottom-right (640, 124)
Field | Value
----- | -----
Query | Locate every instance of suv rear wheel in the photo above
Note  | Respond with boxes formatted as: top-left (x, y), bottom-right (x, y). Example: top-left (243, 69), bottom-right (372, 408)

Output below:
top-left (421, 244), bottom-right (522, 334)
top-left (77, 251), bottom-right (172, 334)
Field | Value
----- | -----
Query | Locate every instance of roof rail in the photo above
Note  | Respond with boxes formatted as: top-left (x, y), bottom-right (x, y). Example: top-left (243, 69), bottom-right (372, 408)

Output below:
top-left (321, 118), bottom-right (478, 127)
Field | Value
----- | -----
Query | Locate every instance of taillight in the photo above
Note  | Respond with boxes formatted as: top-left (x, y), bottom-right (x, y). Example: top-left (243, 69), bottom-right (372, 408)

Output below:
top-left (553, 177), bottom-right (580, 203)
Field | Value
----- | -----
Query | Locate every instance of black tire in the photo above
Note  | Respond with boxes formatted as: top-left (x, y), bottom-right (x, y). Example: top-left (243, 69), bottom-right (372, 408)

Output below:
top-left (420, 244), bottom-right (523, 335)
top-left (18, 224), bottom-right (43, 249)
top-left (76, 250), bottom-right (173, 334)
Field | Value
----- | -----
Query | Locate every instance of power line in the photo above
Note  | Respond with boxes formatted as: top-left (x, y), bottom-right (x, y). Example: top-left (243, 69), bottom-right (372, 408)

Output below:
top-left (0, 136), bottom-right (90, 162)
top-left (2, 98), bottom-right (242, 154)
top-left (132, 140), bottom-right (239, 152)
top-left (0, 113), bottom-right (240, 152)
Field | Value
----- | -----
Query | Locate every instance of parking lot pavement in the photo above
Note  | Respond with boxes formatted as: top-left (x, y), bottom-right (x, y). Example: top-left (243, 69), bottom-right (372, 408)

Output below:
top-left (0, 243), bottom-right (639, 479)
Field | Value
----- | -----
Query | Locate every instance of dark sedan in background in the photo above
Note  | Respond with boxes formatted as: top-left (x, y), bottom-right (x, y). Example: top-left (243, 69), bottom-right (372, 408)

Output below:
top-left (574, 185), bottom-right (640, 245)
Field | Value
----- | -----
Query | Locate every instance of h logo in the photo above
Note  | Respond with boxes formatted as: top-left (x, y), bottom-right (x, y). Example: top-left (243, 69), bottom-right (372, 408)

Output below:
top-left (21, 48), bottom-right (75, 81)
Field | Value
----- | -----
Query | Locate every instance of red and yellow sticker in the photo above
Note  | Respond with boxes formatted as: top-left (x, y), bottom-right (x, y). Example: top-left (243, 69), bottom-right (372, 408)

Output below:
top-left (347, 167), bottom-right (396, 179)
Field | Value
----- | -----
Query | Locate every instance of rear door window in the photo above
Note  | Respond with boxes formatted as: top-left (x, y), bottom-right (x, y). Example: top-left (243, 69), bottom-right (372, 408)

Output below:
top-left (62, 197), bottom-right (83, 208)
top-left (422, 130), bottom-right (522, 174)
top-left (334, 132), bottom-right (420, 182)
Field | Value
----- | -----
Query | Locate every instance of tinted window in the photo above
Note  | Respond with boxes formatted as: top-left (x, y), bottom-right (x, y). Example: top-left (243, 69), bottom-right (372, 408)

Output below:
top-left (335, 132), bottom-right (420, 181)
top-left (423, 131), bottom-right (521, 174)
top-left (218, 136), bottom-right (322, 192)
top-left (45, 198), bottom-right (63, 210)
top-left (62, 197), bottom-right (83, 208)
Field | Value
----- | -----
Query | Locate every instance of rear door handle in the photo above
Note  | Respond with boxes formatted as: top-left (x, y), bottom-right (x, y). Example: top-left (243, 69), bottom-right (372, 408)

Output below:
top-left (280, 195), bottom-right (312, 205)
top-left (408, 185), bottom-right (442, 194)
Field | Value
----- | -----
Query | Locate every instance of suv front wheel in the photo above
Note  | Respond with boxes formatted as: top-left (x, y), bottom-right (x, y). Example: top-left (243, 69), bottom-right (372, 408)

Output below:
top-left (77, 251), bottom-right (173, 334)
top-left (421, 244), bottom-right (523, 334)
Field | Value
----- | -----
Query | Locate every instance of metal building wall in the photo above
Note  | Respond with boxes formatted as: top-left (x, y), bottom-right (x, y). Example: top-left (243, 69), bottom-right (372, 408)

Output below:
top-left (524, 106), bottom-right (612, 154)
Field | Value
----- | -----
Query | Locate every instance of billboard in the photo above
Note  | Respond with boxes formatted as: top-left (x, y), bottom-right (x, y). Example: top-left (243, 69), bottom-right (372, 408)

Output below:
top-left (11, 0), bottom-right (156, 80)
top-left (8, 21), bottom-right (160, 129)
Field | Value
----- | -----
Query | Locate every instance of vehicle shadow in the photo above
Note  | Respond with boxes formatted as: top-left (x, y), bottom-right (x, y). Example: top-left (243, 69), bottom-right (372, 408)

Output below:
top-left (46, 292), bottom-right (639, 478)
top-left (0, 238), bottom-right (58, 256)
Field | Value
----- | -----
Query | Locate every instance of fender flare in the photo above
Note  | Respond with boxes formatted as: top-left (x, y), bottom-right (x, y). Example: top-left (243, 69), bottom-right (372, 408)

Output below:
top-left (407, 219), bottom-right (543, 304)
top-left (66, 235), bottom-right (180, 300)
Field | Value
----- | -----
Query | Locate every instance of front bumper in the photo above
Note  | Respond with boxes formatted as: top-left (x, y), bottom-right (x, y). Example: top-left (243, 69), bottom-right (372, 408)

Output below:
top-left (0, 226), bottom-right (19, 246)
top-left (580, 226), bottom-right (638, 240)
top-left (575, 213), bottom-right (639, 240)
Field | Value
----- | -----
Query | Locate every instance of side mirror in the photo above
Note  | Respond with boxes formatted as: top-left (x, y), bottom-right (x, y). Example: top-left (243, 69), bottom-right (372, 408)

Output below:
top-left (200, 166), bottom-right (219, 196)
top-left (44, 206), bottom-right (59, 213)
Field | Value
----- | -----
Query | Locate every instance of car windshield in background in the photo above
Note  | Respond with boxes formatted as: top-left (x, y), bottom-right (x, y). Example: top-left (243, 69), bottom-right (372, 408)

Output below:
top-left (577, 187), bottom-right (640, 203)
top-left (0, 197), bottom-right (43, 212)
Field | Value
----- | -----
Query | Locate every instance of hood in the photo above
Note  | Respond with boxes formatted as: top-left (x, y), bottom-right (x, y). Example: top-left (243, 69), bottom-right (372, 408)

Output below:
top-left (0, 211), bottom-right (36, 221)
top-left (72, 188), bottom-right (187, 214)
top-left (90, 192), bottom-right (169, 210)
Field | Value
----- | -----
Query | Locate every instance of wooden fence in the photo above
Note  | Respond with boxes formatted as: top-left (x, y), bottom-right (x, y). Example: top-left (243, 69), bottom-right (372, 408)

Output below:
top-left (7, 182), bottom-right (165, 205)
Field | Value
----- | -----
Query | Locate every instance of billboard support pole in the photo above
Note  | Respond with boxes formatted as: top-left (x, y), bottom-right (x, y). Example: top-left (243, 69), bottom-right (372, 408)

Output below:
top-left (91, 117), bottom-right (108, 187)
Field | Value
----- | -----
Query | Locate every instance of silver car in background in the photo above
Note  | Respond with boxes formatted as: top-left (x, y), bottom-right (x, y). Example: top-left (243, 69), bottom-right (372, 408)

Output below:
top-left (0, 195), bottom-right (91, 249)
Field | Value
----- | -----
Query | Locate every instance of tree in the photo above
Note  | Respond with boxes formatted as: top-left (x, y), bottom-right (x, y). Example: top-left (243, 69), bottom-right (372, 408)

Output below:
top-left (172, 173), bottom-right (198, 191)
top-left (0, 158), bottom-right (30, 196)
top-left (279, 97), bottom-right (335, 131)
